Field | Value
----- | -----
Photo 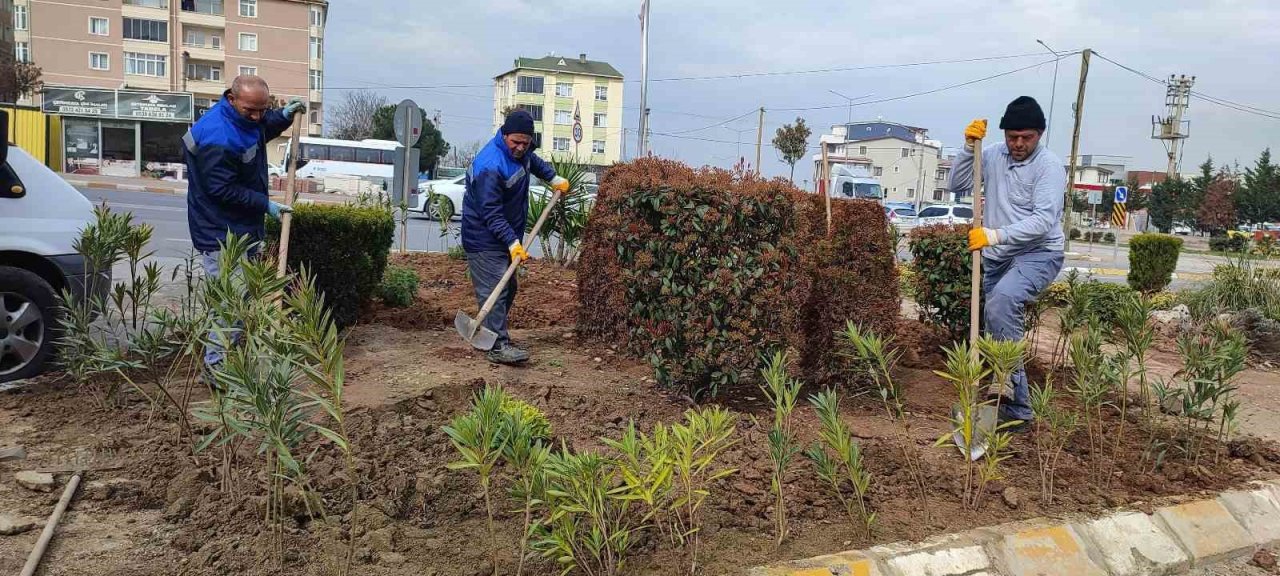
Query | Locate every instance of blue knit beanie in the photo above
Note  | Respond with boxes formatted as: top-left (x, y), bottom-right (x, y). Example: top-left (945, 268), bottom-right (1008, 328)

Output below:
top-left (501, 110), bottom-right (536, 137)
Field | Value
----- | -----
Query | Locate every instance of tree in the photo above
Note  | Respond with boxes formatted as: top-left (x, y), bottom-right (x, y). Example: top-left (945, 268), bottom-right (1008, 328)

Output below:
top-left (772, 117), bottom-right (811, 182)
top-left (1238, 148), bottom-right (1279, 225)
top-left (1197, 175), bottom-right (1237, 234)
top-left (371, 105), bottom-right (449, 175)
top-left (0, 57), bottom-right (42, 103)
top-left (328, 89), bottom-right (387, 140)
top-left (1149, 177), bottom-right (1192, 233)
top-left (446, 140), bottom-right (483, 169)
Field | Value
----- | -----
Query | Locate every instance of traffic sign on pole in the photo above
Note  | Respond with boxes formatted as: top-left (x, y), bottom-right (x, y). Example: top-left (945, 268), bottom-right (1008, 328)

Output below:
top-left (1114, 185), bottom-right (1128, 204)
top-left (1088, 190), bottom-right (1102, 205)
top-left (1112, 203), bottom-right (1128, 228)
top-left (393, 99), bottom-right (422, 147)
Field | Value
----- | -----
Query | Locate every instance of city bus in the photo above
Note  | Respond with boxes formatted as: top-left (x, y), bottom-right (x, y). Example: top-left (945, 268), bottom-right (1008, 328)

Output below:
top-left (276, 137), bottom-right (400, 181)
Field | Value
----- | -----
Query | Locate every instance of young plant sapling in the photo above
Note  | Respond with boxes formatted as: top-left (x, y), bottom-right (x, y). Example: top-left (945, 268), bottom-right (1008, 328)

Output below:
top-left (807, 389), bottom-right (875, 538)
top-left (442, 385), bottom-right (509, 576)
top-left (759, 351), bottom-right (802, 545)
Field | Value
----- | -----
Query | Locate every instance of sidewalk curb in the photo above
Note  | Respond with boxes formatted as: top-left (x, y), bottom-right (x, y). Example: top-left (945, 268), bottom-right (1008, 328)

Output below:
top-left (65, 177), bottom-right (347, 205)
top-left (749, 480), bottom-right (1279, 576)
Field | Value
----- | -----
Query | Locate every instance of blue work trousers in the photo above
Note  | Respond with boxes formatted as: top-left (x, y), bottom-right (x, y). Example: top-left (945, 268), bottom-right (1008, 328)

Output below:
top-left (982, 249), bottom-right (1064, 420)
top-left (467, 251), bottom-right (517, 347)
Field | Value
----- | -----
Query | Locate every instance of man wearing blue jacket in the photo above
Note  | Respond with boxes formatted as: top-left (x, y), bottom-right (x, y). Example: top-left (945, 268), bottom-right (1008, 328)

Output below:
top-left (463, 110), bottom-right (569, 364)
top-left (184, 75), bottom-right (305, 368)
top-left (949, 96), bottom-right (1066, 430)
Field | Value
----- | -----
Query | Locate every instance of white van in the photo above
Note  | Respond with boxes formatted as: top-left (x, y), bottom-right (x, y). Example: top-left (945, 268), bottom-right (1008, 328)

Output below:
top-left (0, 110), bottom-right (102, 383)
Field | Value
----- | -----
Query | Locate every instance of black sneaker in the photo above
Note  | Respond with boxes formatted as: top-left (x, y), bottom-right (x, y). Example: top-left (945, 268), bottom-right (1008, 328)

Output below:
top-left (997, 408), bottom-right (1033, 434)
top-left (486, 343), bottom-right (530, 365)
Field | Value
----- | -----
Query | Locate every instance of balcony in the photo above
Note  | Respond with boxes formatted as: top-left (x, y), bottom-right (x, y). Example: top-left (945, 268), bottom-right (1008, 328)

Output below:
top-left (309, 89), bottom-right (322, 103)
top-left (180, 0), bottom-right (225, 27)
top-left (182, 43), bottom-right (223, 62)
top-left (123, 0), bottom-right (169, 19)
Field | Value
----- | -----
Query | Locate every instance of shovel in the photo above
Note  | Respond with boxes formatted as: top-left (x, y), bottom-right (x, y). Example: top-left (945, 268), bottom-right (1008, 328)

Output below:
top-left (953, 134), bottom-right (994, 461)
top-left (455, 188), bottom-right (563, 350)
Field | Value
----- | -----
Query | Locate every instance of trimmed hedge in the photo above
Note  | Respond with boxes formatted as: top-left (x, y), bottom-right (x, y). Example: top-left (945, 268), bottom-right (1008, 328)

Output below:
top-left (1128, 233), bottom-right (1183, 293)
top-left (268, 204), bottom-right (396, 327)
top-left (1209, 234), bottom-right (1249, 253)
top-left (788, 195), bottom-right (900, 385)
top-left (908, 224), bottom-right (972, 339)
top-left (576, 158), bottom-right (899, 395)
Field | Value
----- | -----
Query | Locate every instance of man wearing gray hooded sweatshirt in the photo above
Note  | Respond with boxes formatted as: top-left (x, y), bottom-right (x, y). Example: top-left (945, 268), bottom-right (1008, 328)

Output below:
top-left (948, 96), bottom-right (1067, 429)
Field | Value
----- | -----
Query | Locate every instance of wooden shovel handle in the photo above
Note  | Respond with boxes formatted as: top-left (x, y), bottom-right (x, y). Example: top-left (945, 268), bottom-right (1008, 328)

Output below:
top-left (275, 114), bottom-right (304, 279)
top-left (472, 189), bottom-right (563, 327)
top-left (968, 140), bottom-right (985, 358)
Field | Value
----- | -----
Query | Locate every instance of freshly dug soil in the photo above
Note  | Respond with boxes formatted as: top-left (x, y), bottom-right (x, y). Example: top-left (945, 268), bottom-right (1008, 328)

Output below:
top-left (364, 252), bottom-right (579, 332)
top-left (3, 318), bottom-right (1279, 576)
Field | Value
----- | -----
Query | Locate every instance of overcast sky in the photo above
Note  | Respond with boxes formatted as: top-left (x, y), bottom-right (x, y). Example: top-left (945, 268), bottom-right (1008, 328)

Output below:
top-left (324, 0), bottom-right (1280, 180)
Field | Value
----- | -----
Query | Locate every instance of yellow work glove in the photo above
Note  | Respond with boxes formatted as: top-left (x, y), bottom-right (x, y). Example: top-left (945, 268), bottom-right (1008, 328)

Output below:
top-left (964, 119), bottom-right (988, 150)
top-left (968, 227), bottom-right (999, 251)
top-left (550, 176), bottom-right (570, 194)
top-left (509, 241), bottom-right (530, 263)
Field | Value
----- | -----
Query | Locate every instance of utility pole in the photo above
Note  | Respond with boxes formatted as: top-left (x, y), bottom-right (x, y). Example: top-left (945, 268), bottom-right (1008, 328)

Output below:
top-left (1152, 74), bottom-right (1195, 179)
top-left (755, 106), bottom-right (764, 176)
top-left (1062, 48), bottom-right (1091, 252)
top-left (637, 0), bottom-right (651, 157)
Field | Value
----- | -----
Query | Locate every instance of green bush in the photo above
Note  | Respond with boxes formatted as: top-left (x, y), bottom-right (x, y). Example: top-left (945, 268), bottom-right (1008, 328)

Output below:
top-left (908, 224), bottom-right (971, 339)
top-left (1209, 234), bottom-right (1249, 254)
top-left (577, 159), bottom-right (800, 398)
top-left (1070, 227), bottom-right (1082, 240)
top-left (267, 203), bottom-right (396, 327)
top-left (1103, 232), bottom-right (1116, 243)
top-left (1128, 233), bottom-right (1183, 293)
top-left (377, 264), bottom-right (419, 308)
top-left (577, 158), bottom-right (898, 394)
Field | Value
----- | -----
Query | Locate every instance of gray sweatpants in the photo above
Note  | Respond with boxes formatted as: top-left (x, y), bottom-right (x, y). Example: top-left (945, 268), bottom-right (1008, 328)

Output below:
top-left (466, 251), bottom-right (517, 347)
top-left (200, 249), bottom-right (256, 367)
top-left (981, 249), bottom-right (1064, 421)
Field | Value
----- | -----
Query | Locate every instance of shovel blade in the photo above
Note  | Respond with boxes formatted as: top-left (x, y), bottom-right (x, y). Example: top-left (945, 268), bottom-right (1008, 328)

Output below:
top-left (454, 310), bottom-right (499, 351)
top-left (951, 404), bottom-right (1000, 461)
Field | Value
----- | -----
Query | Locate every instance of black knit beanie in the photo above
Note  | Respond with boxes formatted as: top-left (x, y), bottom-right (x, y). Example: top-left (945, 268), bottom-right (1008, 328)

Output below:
top-left (501, 110), bottom-right (536, 137)
top-left (999, 96), bottom-right (1046, 131)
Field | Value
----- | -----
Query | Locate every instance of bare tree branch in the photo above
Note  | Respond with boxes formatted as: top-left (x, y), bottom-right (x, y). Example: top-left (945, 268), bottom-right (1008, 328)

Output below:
top-left (328, 89), bottom-right (387, 140)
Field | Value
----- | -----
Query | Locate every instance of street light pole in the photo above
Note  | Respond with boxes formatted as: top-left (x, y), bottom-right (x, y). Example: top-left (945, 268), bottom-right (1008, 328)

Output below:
top-left (827, 89), bottom-right (875, 126)
top-left (1036, 39), bottom-right (1060, 146)
top-left (637, 0), bottom-right (651, 157)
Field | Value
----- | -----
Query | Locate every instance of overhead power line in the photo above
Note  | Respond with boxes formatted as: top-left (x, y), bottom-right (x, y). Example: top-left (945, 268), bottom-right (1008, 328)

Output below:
top-left (1092, 52), bottom-right (1280, 121)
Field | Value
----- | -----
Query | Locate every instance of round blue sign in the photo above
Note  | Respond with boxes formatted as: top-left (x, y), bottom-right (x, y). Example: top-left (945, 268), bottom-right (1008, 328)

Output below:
top-left (572, 122), bottom-right (583, 144)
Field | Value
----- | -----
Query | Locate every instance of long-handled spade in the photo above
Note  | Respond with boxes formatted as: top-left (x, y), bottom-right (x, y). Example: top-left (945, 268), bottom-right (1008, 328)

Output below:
top-left (455, 189), bottom-right (563, 350)
top-left (951, 136), bottom-right (1000, 461)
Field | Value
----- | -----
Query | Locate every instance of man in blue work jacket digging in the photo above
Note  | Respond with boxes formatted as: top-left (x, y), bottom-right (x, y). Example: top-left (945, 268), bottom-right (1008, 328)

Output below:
top-left (463, 110), bottom-right (569, 365)
top-left (949, 96), bottom-right (1067, 430)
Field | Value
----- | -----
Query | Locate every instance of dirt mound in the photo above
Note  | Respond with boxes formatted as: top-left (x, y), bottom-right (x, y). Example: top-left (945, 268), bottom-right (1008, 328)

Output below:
top-left (367, 252), bottom-right (579, 331)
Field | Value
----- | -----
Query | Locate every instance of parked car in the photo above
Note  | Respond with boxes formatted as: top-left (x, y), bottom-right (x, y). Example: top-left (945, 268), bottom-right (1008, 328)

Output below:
top-left (1172, 222), bottom-right (1193, 235)
top-left (1, 111), bottom-right (106, 383)
top-left (409, 174), bottom-right (465, 220)
top-left (916, 204), bottom-right (974, 226)
top-left (885, 205), bottom-right (918, 228)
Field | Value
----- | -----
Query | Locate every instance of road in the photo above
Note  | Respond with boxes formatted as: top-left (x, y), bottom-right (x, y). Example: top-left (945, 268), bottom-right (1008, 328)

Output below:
top-left (75, 187), bottom-right (548, 257)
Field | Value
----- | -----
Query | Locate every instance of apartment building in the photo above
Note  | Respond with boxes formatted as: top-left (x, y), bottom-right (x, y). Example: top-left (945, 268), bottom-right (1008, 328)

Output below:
top-left (493, 53), bottom-right (624, 170)
top-left (814, 121), bottom-right (949, 206)
top-left (16, 0), bottom-right (325, 177)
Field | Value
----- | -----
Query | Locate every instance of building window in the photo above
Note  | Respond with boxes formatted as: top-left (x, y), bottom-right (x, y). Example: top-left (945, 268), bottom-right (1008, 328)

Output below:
top-left (184, 28), bottom-right (222, 49)
top-left (859, 145), bottom-right (867, 155)
top-left (533, 132), bottom-right (542, 148)
top-left (592, 140), bottom-right (605, 155)
top-left (901, 148), bottom-right (909, 158)
top-left (936, 169), bottom-right (946, 180)
top-left (123, 18), bottom-right (168, 42)
top-left (89, 16), bottom-right (109, 36)
top-left (239, 0), bottom-right (256, 17)
top-left (90, 52), bottom-right (110, 71)
top-left (13, 5), bottom-right (27, 31)
top-left (907, 188), bottom-right (915, 198)
top-left (555, 82), bottom-right (572, 97)
top-left (552, 137), bottom-right (570, 152)
top-left (515, 103), bottom-right (542, 121)
top-left (309, 69), bottom-right (322, 91)
top-left (238, 33), bottom-right (258, 52)
top-left (309, 110), bottom-right (320, 124)
top-left (239, 65), bottom-right (257, 76)
top-left (593, 113), bottom-right (606, 128)
top-left (554, 109), bottom-right (572, 125)
top-left (125, 52), bottom-right (167, 77)
top-left (594, 86), bottom-right (607, 101)
top-left (194, 97), bottom-right (215, 108)
top-left (934, 189), bottom-right (944, 201)
top-left (183, 0), bottom-right (224, 15)
top-left (517, 75), bottom-right (544, 94)
top-left (873, 166), bottom-right (883, 177)
top-left (309, 6), bottom-right (323, 26)
top-left (14, 42), bottom-right (29, 64)
top-left (309, 36), bottom-right (321, 60)
top-left (186, 62), bottom-right (222, 81)
top-left (893, 165), bottom-right (900, 173)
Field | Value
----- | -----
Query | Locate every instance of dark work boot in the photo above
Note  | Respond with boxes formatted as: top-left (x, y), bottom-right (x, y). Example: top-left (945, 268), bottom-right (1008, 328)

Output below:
top-left (486, 342), bottom-right (530, 365)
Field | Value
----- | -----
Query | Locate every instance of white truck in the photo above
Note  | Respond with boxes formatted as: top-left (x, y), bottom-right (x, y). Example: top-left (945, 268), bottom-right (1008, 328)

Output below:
top-left (827, 164), bottom-right (883, 201)
top-left (0, 110), bottom-right (104, 382)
